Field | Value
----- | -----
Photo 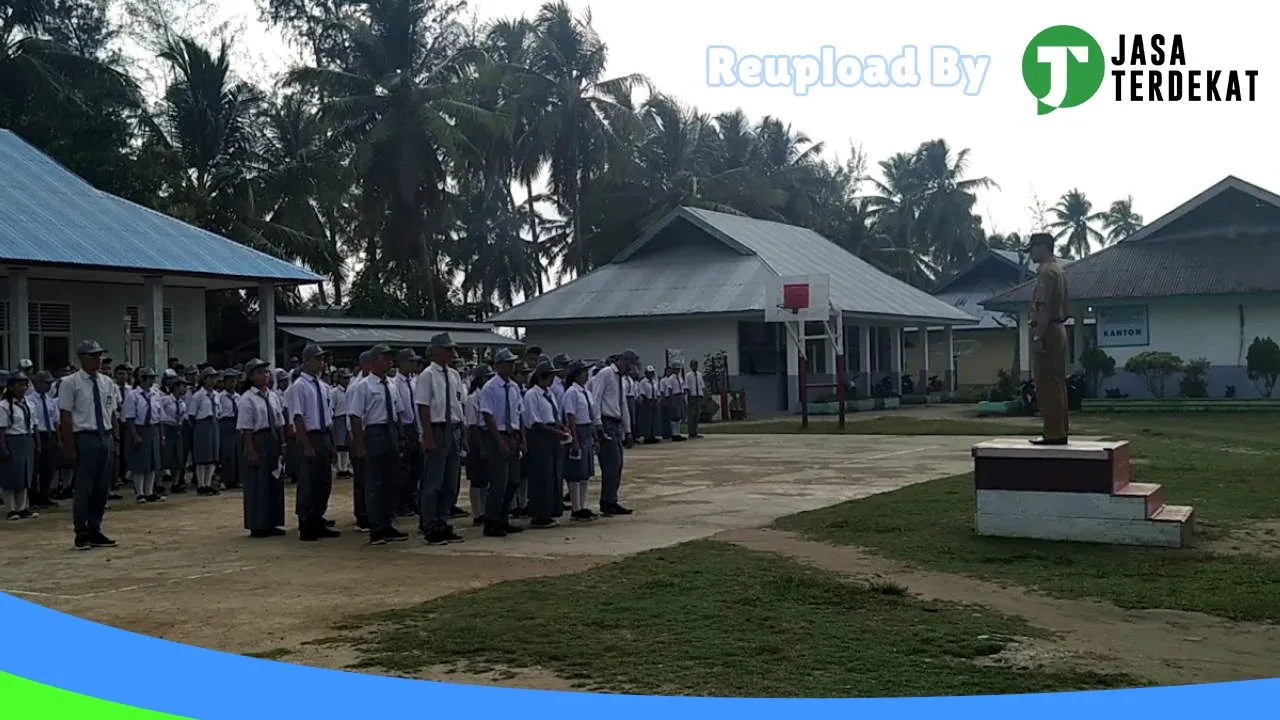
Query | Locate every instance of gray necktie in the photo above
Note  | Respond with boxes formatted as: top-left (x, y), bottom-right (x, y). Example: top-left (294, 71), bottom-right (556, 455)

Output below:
top-left (261, 390), bottom-right (276, 431)
top-left (444, 369), bottom-right (452, 425)
top-left (313, 378), bottom-right (327, 431)
top-left (92, 378), bottom-right (105, 434)
top-left (382, 378), bottom-right (394, 426)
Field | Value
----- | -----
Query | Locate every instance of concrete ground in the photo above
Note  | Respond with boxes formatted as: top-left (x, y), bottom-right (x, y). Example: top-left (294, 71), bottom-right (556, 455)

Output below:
top-left (0, 433), bottom-right (979, 656)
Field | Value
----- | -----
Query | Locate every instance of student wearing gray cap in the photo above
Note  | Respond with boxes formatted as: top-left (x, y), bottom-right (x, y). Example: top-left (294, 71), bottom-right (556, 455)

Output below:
top-left (477, 348), bottom-right (525, 537)
top-left (590, 350), bottom-right (636, 516)
top-left (286, 343), bottom-right (339, 541)
top-left (392, 348), bottom-right (423, 517)
top-left (238, 359), bottom-right (287, 538)
top-left (347, 345), bottom-right (407, 544)
top-left (414, 333), bottom-right (466, 545)
top-left (59, 340), bottom-right (120, 550)
top-left (1, 371), bottom-right (38, 521)
top-left (123, 368), bottom-right (163, 503)
top-left (217, 369), bottom-right (244, 491)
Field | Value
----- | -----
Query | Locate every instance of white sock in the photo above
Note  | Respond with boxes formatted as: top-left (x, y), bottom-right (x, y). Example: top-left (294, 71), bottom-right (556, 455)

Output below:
top-left (570, 482), bottom-right (586, 511)
top-left (143, 472), bottom-right (157, 496)
top-left (338, 451), bottom-right (350, 472)
top-left (469, 487), bottom-right (484, 517)
top-left (15, 489), bottom-right (28, 512)
top-left (516, 479), bottom-right (528, 507)
top-left (132, 472), bottom-right (146, 496)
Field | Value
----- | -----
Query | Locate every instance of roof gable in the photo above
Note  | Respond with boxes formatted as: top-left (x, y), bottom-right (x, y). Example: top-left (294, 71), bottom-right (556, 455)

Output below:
top-left (1125, 175), bottom-right (1280, 243)
top-left (933, 249), bottom-right (1030, 294)
top-left (0, 129), bottom-right (322, 285)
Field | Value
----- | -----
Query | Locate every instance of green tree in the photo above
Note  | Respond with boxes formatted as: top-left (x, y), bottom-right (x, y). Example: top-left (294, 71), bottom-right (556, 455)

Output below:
top-left (1048, 188), bottom-right (1104, 258)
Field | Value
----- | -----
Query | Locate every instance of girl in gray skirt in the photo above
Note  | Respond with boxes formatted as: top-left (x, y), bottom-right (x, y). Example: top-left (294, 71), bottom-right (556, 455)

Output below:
top-left (188, 367), bottom-right (222, 495)
top-left (561, 362), bottom-right (598, 522)
top-left (124, 368), bottom-right (163, 503)
top-left (159, 377), bottom-right (189, 493)
top-left (1, 372), bottom-right (38, 521)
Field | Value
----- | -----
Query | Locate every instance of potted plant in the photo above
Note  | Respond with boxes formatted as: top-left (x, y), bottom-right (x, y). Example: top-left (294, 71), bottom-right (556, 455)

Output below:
top-left (873, 375), bottom-right (900, 410)
top-left (926, 375), bottom-right (945, 403)
top-left (976, 369), bottom-right (1020, 416)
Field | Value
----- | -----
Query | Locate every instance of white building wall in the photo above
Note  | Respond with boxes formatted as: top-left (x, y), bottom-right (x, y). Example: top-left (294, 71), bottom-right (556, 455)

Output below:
top-left (526, 316), bottom-right (740, 374)
top-left (0, 278), bottom-right (208, 369)
top-left (1096, 294), bottom-right (1280, 367)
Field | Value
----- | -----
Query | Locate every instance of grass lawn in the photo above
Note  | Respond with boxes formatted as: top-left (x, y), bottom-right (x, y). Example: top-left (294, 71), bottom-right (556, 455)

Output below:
top-left (776, 413), bottom-right (1280, 622)
top-left (702, 416), bottom-right (1041, 436)
top-left (322, 541), bottom-right (1133, 697)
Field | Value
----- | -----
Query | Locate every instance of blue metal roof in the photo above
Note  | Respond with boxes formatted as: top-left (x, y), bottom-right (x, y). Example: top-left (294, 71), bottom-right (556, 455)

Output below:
top-left (0, 129), bottom-right (323, 285)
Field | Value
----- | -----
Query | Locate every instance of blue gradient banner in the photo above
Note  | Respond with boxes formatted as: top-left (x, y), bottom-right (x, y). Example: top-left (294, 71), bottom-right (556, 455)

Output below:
top-left (1, 592), bottom-right (1276, 719)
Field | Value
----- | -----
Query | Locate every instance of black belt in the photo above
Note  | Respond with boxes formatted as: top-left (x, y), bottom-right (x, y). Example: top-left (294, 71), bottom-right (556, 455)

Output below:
top-left (603, 416), bottom-right (622, 422)
top-left (74, 430), bottom-right (110, 436)
top-left (430, 422), bottom-right (463, 428)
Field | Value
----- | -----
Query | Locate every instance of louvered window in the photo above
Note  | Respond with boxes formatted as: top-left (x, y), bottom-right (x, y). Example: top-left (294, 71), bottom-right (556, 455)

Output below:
top-left (125, 306), bottom-right (175, 334)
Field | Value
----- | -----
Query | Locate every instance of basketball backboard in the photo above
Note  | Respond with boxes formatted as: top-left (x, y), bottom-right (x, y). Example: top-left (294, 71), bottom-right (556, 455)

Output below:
top-left (764, 274), bottom-right (831, 324)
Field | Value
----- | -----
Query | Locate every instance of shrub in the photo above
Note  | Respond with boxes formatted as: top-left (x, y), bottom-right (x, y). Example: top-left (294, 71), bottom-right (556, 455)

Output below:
top-left (987, 369), bottom-right (1018, 402)
top-left (1123, 351), bottom-right (1184, 398)
top-left (1246, 336), bottom-right (1280, 398)
top-left (1179, 358), bottom-right (1210, 398)
top-left (873, 375), bottom-right (898, 398)
top-left (1079, 346), bottom-right (1116, 398)
top-left (702, 350), bottom-right (730, 395)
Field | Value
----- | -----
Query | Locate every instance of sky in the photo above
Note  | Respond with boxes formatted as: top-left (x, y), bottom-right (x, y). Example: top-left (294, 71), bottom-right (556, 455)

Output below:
top-left (206, 0), bottom-right (1279, 238)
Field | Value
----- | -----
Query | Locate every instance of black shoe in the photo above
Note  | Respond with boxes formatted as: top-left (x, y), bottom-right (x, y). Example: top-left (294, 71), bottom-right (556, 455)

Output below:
top-left (108, 492), bottom-right (123, 501)
top-left (299, 531), bottom-right (320, 542)
top-left (270, 527), bottom-right (288, 536)
top-left (571, 509), bottom-right (595, 521)
top-left (317, 527), bottom-right (341, 539)
top-left (450, 505), bottom-right (469, 518)
top-left (530, 517), bottom-right (558, 529)
top-left (601, 503), bottom-right (634, 516)
top-left (501, 522), bottom-right (524, 534)
top-left (483, 523), bottom-right (507, 538)
top-left (249, 529), bottom-right (274, 539)
top-left (355, 523), bottom-right (371, 534)
top-left (6, 511), bottom-right (20, 522)
top-left (443, 528), bottom-right (465, 543)
top-left (368, 532), bottom-right (388, 546)
top-left (170, 484), bottom-right (188, 494)
top-left (147, 494), bottom-right (166, 503)
top-left (1029, 436), bottom-right (1069, 446)
top-left (18, 509), bottom-right (38, 519)
top-left (74, 536), bottom-right (91, 551)
top-left (324, 519), bottom-right (336, 528)
top-left (672, 435), bottom-right (686, 442)
top-left (89, 532), bottom-right (117, 548)
top-left (385, 528), bottom-right (409, 542)
top-left (423, 530), bottom-right (450, 546)
top-left (510, 507), bottom-right (529, 519)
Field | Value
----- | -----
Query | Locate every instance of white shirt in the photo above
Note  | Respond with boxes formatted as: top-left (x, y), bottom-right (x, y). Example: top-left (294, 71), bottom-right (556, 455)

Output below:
top-left (638, 377), bottom-right (657, 400)
top-left (0, 396), bottom-right (35, 435)
top-left (57, 370), bottom-right (118, 433)
top-left (123, 386), bottom-right (162, 426)
top-left (392, 373), bottom-right (416, 426)
top-left (522, 386), bottom-right (558, 428)
top-left (464, 390), bottom-right (482, 427)
top-left (187, 388), bottom-right (218, 421)
top-left (32, 392), bottom-right (58, 432)
top-left (414, 362), bottom-right (466, 425)
top-left (589, 364), bottom-right (631, 435)
top-left (218, 389), bottom-right (241, 421)
top-left (285, 372), bottom-right (334, 432)
top-left (346, 374), bottom-right (402, 427)
top-left (236, 388), bottom-right (285, 432)
top-left (623, 375), bottom-right (636, 398)
top-left (562, 384), bottom-right (595, 426)
top-left (478, 375), bottom-right (524, 432)
top-left (684, 370), bottom-right (704, 396)
top-left (332, 385), bottom-right (348, 419)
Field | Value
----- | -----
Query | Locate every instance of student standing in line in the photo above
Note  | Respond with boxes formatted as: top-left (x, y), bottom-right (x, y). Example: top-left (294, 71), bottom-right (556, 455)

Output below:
top-left (124, 368), bottom-right (163, 504)
top-left (392, 349), bottom-right (423, 518)
top-left (217, 369), bottom-right (244, 490)
top-left (463, 364), bottom-right (492, 524)
top-left (666, 362), bottom-right (687, 442)
top-left (684, 360), bottom-right (705, 439)
top-left (520, 360), bottom-right (562, 530)
top-left (348, 352), bottom-right (375, 532)
top-left (589, 350), bottom-right (636, 517)
top-left (109, 362), bottom-right (132, 500)
top-left (549, 353), bottom-right (571, 513)
top-left (181, 366), bottom-right (198, 485)
top-left (561, 361), bottom-right (598, 522)
top-left (347, 345), bottom-right (407, 546)
top-left (479, 349), bottom-right (525, 538)
top-left (238, 359), bottom-right (287, 539)
top-left (188, 367), bottom-right (222, 496)
top-left (31, 371), bottom-right (59, 509)
top-left (287, 343), bottom-right (339, 542)
top-left (637, 366), bottom-right (660, 444)
top-left (332, 369), bottom-right (352, 480)
top-left (415, 333), bottom-right (466, 545)
top-left (159, 377), bottom-right (188, 494)
top-left (60, 340), bottom-right (120, 551)
top-left (1, 371), bottom-right (38, 521)
top-left (623, 369), bottom-right (637, 449)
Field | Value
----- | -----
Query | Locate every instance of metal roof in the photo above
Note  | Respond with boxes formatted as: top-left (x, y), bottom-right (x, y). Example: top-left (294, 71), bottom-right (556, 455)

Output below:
top-left (0, 129), bottom-right (323, 285)
top-left (277, 316), bottom-right (513, 347)
top-left (489, 207), bottom-right (977, 326)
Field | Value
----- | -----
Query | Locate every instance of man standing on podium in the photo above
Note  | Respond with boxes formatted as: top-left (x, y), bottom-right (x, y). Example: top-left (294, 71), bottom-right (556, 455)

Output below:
top-left (1027, 232), bottom-right (1070, 446)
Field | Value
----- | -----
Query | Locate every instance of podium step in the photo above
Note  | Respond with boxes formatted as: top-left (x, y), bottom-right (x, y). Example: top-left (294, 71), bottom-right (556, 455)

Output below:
top-left (976, 482), bottom-right (1165, 521)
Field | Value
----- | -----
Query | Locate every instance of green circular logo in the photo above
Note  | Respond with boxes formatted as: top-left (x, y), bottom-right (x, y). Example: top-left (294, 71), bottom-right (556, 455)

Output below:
top-left (1022, 25), bottom-right (1105, 115)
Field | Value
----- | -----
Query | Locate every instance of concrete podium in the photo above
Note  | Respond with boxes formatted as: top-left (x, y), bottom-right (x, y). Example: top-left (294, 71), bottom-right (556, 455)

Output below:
top-left (971, 439), bottom-right (1194, 548)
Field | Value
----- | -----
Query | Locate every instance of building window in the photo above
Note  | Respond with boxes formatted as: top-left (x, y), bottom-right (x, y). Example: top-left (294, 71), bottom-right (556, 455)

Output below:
top-left (738, 321), bottom-right (780, 375)
top-left (27, 302), bottom-right (72, 371)
top-left (125, 306), bottom-right (176, 365)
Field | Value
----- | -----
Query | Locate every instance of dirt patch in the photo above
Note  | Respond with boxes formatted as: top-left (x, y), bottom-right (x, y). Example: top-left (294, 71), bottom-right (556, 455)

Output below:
top-left (717, 528), bottom-right (1280, 686)
top-left (1206, 520), bottom-right (1280, 559)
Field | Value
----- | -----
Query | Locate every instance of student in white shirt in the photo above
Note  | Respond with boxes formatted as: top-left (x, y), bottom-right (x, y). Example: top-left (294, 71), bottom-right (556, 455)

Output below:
top-left (0, 372), bottom-right (38, 521)
top-left (521, 360), bottom-right (562, 529)
top-left (637, 366), bottom-right (660, 444)
top-left (561, 361), bottom-right (598, 521)
top-left (217, 369), bottom-right (245, 490)
top-left (684, 360), bottom-right (705, 439)
top-left (59, 340), bottom-right (121, 550)
top-left (188, 367), bottom-right (222, 495)
top-left (238, 358), bottom-right (287, 539)
top-left (666, 362), bottom-right (687, 442)
top-left (589, 350), bottom-right (636, 515)
top-left (332, 369), bottom-right (352, 479)
top-left (123, 368), bottom-right (163, 503)
top-left (347, 345), bottom-right (406, 544)
top-left (159, 378), bottom-right (189, 493)
top-left (31, 371), bottom-right (61, 509)
top-left (415, 332), bottom-right (466, 545)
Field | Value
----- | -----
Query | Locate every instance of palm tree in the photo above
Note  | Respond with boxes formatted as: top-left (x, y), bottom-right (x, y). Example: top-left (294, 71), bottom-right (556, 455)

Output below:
top-left (1100, 195), bottom-right (1143, 244)
top-left (911, 138), bottom-right (997, 275)
top-left (1048, 189), bottom-right (1104, 258)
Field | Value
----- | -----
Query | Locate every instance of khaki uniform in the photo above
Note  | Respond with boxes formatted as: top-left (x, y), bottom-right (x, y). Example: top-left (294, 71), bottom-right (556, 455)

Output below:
top-left (1030, 259), bottom-right (1070, 441)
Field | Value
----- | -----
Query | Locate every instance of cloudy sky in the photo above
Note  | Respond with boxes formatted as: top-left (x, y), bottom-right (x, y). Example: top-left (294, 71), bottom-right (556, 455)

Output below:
top-left (210, 0), bottom-right (1277, 236)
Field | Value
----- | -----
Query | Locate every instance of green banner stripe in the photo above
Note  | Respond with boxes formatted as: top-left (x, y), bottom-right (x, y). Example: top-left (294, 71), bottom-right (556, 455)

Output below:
top-left (0, 670), bottom-right (193, 719)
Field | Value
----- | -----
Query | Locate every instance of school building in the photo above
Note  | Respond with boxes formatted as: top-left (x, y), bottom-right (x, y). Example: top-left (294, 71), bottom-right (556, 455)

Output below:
top-left (983, 175), bottom-right (1280, 398)
top-left (906, 249), bottom-right (1088, 387)
top-left (0, 129), bottom-right (323, 371)
top-left (487, 206), bottom-right (977, 413)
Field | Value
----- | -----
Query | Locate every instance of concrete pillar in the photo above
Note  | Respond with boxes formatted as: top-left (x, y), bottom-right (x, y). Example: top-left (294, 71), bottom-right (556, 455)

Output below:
top-left (144, 276), bottom-right (165, 371)
top-left (259, 283), bottom-right (277, 367)
top-left (1018, 313), bottom-right (1031, 379)
top-left (8, 267), bottom-right (30, 368)
top-left (919, 326), bottom-right (930, 389)
top-left (945, 325), bottom-right (956, 392)
top-left (858, 324), bottom-right (872, 396)
top-left (889, 325), bottom-right (903, 392)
